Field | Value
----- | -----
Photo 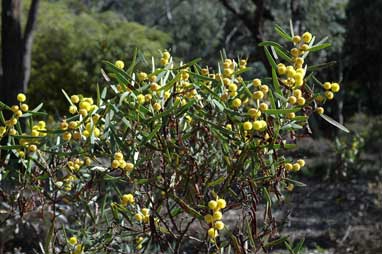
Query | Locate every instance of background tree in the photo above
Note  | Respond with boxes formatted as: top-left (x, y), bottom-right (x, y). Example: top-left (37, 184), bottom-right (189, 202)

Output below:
top-left (26, 0), bottom-right (170, 115)
top-left (0, 0), bottom-right (39, 106)
top-left (343, 0), bottom-right (382, 115)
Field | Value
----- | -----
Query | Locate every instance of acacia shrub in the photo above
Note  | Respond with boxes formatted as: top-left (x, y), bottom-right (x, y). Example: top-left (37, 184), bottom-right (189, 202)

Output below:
top-left (0, 25), bottom-right (348, 253)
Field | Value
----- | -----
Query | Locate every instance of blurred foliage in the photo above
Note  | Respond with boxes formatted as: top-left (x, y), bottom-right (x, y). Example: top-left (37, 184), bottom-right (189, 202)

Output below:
top-left (27, 0), bottom-right (170, 115)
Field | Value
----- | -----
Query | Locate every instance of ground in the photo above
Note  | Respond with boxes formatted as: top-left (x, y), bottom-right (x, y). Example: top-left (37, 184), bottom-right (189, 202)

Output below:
top-left (277, 173), bottom-right (382, 254)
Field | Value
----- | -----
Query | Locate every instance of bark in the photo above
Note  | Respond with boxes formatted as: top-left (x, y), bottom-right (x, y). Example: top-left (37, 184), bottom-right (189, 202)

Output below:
top-left (0, 0), bottom-right (40, 106)
top-left (218, 0), bottom-right (273, 74)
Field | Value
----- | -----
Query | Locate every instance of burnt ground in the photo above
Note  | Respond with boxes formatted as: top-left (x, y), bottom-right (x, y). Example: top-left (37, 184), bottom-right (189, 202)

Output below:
top-left (276, 174), bottom-right (382, 254)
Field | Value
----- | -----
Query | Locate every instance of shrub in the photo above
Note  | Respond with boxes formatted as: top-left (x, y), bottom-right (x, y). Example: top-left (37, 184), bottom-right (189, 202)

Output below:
top-left (0, 25), bottom-right (347, 253)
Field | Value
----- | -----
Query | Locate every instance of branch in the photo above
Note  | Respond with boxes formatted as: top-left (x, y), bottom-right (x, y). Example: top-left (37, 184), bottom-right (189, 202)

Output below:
top-left (23, 0), bottom-right (39, 45)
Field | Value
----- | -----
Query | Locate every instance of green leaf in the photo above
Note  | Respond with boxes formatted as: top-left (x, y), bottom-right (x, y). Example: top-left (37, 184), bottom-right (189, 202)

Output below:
top-left (258, 41), bottom-right (283, 49)
top-left (307, 61), bottom-right (336, 72)
top-left (207, 176), bottom-right (225, 187)
top-left (273, 46), bottom-right (293, 63)
top-left (283, 177), bottom-right (307, 187)
top-left (285, 241), bottom-right (295, 254)
top-left (320, 114), bottom-right (350, 133)
top-left (271, 68), bottom-right (281, 95)
top-left (264, 108), bottom-right (301, 115)
top-left (61, 89), bottom-right (74, 107)
top-left (0, 101), bottom-right (11, 111)
top-left (307, 43), bottom-right (331, 52)
top-left (264, 47), bottom-right (277, 70)
top-left (264, 236), bottom-right (289, 248)
top-left (274, 24), bottom-right (293, 41)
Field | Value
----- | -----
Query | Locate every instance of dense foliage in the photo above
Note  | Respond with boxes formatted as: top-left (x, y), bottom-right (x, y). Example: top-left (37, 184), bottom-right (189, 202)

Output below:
top-left (1, 25), bottom-right (347, 253)
top-left (26, 0), bottom-right (170, 114)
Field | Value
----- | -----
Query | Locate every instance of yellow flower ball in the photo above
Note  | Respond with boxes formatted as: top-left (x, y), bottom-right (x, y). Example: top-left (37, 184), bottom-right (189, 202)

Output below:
top-left (243, 121), bottom-right (253, 131)
top-left (204, 214), bottom-right (213, 223)
top-left (288, 96), bottom-right (297, 105)
top-left (302, 32), bottom-right (312, 43)
top-left (163, 51), bottom-right (171, 60)
top-left (228, 83), bottom-right (237, 92)
top-left (287, 112), bottom-right (296, 119)
top-left (293, 89), bottom-right (302, 98)
top-left (260, 85), bottom-right (269, 94)
top-left (214, 221), bottom-right (225, 230)
top-left (60, 121), bottom-right (68, 131)
top-left (208, 228), bottom-right (218, 239)
top-left (160, 57), bottom-right (168, 65)
top-left (292, 35), bottom-right (301, 44)
top-left (248, 108), bottom-right (261, 119)
top-left (150, 82), bottom-right (160, 91)
top-left (253, 120), bottom-right (267, 131)
top-left (232, 98), bottom-right (242, 108)
top-left (70, 95), bottom-right (80, 104)
top-left (300, 44), bottom-right (309, 51)
top-left (331, 83), bottom-right (340, 93)
top-left (141, 208), bottom-right (150, 216)
top-left (325, 91), bottom-right (334, 100)
top-left (114, 152), bottom-right (124, 161)
top-left (208, 200), bottom-right (218, 210)
top-left (153, 103), bottom-right (161, 111)
top-left (323, 82), bottom-right (332, 90)
top-left (115, 60), bottom-right (125, 69)
top-left (17, 93), bottom-right (26, 102)
top-left (213, 211), bottom-right (222, 221)
top-left (68, 236), bottom-right (78, 245)
top-left (135, 213), bottom-right (143, 222)
top-left (292, 163), bottom-right (301, 171)
top-left (138, 72), bottom-right (148, 81)
top-left (295, 57), bottom-right (304, 66)
top-left (290, 48), bottom-right (300, 57)
top-left (69, 105), bottom-right (77, 114)
top-left (9, 128), bottom-right (17, 136)
top-left (111, 159), bottom-right (120, 169)
top-left (297, 159), bottom-right (305, 167)
top-left (216, 199), bottom-right (226, 209)
top-left (253, 91), bottom-right (264, 100)
top-left (297, 97), bottom-right (306, 106)
top-left (252, 78), bottom-right (262, 87)
top-left (137, 94), bottom-right (145, 104)
top-left (63, 132), bottom-right (72, 141)
top-left (316, 107), bottom-right (324, 115)
top-left (122, 194), bottom-right (135, 205)
top-left (125, 162), bottom-right (134, 172)
top-left (28, 144), bottom-right (37, 153)
top-left (277, 63), bottom-right (287, 75)
top-left (259, 103), bottom-right (268, 112)
top-left (285, 163), bottom-right (293, 171)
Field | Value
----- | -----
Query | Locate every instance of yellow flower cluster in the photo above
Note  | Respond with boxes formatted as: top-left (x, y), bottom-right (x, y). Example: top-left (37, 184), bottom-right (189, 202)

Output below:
top-left (68, 236), bottom-right (84, 254)
top-left (64, 95), bottom-right (101, 141)
top-left (204, 198), bottom-right (226, 241)
top-left (0, 93), bottom-right (30, 139)
top-left (111, 152), bottom-right (134, 173)
top-left (69, 95), bottom-right (98, 117)
top-left (135, 208), bottom-right (150, 223)
top-left (322, 82), bottom-right (340, 100)
top-left (67, 157), bottom-right (91, 172)
top-left (135, 236), bottom-right (144, 250)
top-left (160, 51), bottom-right (171, 66)
top-left (285, 159), bottom-right (305, 172)
top-left (62, 174), bottom-right (77, 191)
top-left (121, 193), bottom-right (135, 206)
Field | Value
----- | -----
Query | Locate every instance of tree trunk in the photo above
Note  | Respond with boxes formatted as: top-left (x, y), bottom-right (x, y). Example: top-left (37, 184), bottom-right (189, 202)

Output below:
top-left (218, 0), bottom-right (273, 75)
top-left (0, 0), bottom-right (40, 106)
